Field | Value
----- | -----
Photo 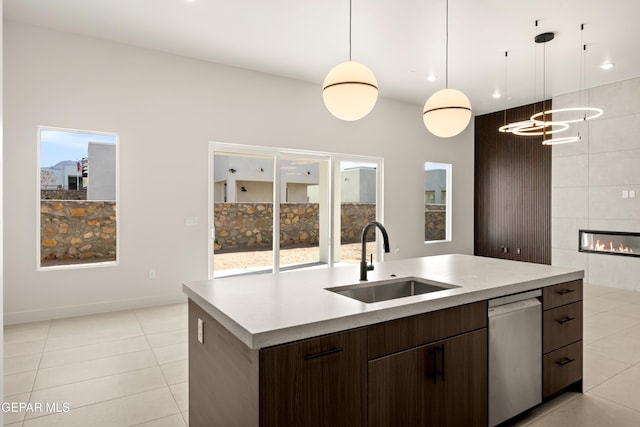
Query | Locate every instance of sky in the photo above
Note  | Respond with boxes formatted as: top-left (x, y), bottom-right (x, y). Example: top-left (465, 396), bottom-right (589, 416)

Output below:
top-left (424, 162), bottom-right (447, 171)
top-left (40, 129), bottom-right (116, 168)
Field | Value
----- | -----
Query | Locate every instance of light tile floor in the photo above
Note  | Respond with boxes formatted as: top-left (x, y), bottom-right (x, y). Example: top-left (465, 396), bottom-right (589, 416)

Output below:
top-left (3, 283), bottom-right (640, 426)
top-left (3, 304), bottom-right (188, 426)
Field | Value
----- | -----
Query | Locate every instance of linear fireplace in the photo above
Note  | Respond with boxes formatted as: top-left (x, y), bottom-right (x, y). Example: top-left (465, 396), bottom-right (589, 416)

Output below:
top-left (579, 230), bottom-right (640, 258)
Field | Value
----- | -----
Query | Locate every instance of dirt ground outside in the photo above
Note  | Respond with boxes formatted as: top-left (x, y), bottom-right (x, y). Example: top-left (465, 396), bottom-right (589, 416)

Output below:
top-left (213, 242), bottom-right (377, 272)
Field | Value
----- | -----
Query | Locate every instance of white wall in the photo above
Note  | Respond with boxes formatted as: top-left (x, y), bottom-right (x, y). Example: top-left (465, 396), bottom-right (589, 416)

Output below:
top-left (3, 21), bottom-right (474, 323)
top-left (235, 181), bottom-right (273, 203)
top-left (341, 168), bottom-right (377, 203)
top-left (552, 77), bottom-right (640, 290)
top-left (87, 142), bottom-right (116, 201)
top-left (1, 0), bottom-right (5, 417)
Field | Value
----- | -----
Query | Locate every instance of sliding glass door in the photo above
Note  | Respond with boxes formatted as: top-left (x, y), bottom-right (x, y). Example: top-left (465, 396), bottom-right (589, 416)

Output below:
top-left (209, 143), bottom-right (382, 278)
top-left (279, 155), bottom-right (330, 270)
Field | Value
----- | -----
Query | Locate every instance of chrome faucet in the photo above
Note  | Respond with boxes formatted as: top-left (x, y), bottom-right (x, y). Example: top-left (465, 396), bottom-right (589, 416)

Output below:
top-left (360, 221), bottom-right (390, 281)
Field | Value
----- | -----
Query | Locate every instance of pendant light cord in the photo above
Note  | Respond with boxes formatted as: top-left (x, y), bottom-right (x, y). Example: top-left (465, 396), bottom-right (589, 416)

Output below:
top-left (503, 51), bottom-right (508, 126)
top-left (580, 24), bottom-right (585, 107)
top-left (445, 0), bottom-right (449, 88)
top-left (542, 41), bottom-right (547, 139)
top-left (349, 0), bottom-right (352, 61)
top-left (534, 21), bottom-right (538, 107)
top-left (579, 24), bottom-right (585, 137)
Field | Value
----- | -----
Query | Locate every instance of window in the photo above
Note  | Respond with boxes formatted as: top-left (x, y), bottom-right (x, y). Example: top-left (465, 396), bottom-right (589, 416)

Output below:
top-left (424, 162), bottom-right (451, 243)
top-left (209, 143), bottom-right (382, 278)
top-left (39, 127), bottom-right (118, 269)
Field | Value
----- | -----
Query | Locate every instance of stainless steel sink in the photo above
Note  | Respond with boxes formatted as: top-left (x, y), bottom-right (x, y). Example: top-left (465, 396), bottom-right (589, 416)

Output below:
top-left (326, 277), bottom-right (457, 303)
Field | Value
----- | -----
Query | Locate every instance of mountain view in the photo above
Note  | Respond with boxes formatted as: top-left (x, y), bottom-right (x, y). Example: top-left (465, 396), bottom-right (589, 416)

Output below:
top-left (48, 160), bottom-right (80, 170)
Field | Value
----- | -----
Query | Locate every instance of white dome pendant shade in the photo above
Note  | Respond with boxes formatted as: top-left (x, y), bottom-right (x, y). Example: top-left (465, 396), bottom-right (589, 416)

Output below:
top-left (323, 61), bottom-right (378, 121)
top-left (422, 0), bottom-right (472, 138)
top-left (423, 88), bottom-right (472, 138)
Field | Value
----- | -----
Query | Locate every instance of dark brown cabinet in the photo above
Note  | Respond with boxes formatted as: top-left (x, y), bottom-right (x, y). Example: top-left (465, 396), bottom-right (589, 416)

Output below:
top-left (542, 280), bottom-right (584, 398)
top-left (189, 282), bottom-right (581, 426)
top-left (367, 301), bottom-right (487, 427)
top-left (474, 101), bottom-right (552, 264)
top-left (260, 328), bottom-right (367, 427)
top-left (189, 300), bottom-right (365, 427)
top-left (368, 329), bottom-right (487, 427)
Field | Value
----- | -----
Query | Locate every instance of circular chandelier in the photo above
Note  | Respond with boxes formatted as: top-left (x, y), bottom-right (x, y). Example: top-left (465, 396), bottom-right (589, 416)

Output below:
top-left (530, 107), bottom-right (603, 126)
top-left (542, 135), bottom-right (582, 145)
top-left (498, 120), bottom-right (533, 133)
top-left (511, 121), bottom-right (569, 136)
top-left (496, 23), bottom-right (603, 146)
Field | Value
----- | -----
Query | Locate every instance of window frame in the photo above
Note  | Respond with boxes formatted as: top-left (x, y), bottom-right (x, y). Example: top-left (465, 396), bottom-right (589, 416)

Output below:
top-left (37, 126), bottom-right (120, 271)
top-left (424, 161), bottom-right (452, 244)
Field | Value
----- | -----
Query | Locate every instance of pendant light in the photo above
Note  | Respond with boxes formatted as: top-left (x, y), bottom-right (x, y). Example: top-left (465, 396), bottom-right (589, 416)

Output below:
top-left (496, 48), bottom-right (564, 135)
top-left (503, 21), bottom-right (556, 136)
top-left (423, 0), bottom-right (472, 138)
top-left (497, 51), bottom-right (515, 133)
top-left (538, 24), bottom-right (603, 145)
top-left (323, 0), bottom-right (378, 121)
top-left (533, 24), bottom-right (603, 131)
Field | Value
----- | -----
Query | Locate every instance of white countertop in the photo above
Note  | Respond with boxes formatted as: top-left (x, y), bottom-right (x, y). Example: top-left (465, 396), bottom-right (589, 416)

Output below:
top-left (183, 254), bottom-right (583, 350)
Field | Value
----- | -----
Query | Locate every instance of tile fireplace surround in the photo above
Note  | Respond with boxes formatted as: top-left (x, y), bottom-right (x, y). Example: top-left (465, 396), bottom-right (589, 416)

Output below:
top-left (579, 230), bottom-right (640, 258)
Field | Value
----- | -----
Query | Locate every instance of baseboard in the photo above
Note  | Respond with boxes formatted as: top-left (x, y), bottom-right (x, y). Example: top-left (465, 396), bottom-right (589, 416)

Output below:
top-left (4, 294), bottom-right (188, 325)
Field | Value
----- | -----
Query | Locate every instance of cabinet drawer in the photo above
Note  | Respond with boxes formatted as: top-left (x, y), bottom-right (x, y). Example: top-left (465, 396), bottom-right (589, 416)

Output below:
top-left (543, 301), bottom-right (583, 354)
top-left (368, 301), bottom-right (487, 359)
top-left (543, 280), bottom-right (583, 310)
top-left (543, 341), bottom-right (582, 399)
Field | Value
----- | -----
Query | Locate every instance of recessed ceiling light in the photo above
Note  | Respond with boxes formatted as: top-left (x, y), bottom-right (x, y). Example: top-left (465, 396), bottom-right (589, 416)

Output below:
top-left (492, 91), bottom-right (501, 99)
top-left (600, 62), bottom-right (614, 70)
top-left (427, 73), bottom-right (437, 82)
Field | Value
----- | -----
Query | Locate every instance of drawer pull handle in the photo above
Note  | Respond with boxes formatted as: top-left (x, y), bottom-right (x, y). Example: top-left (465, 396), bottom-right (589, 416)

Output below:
top-left (558, 316), bottom-right (576, 325)
top-left (557, 289), bottom-right (576, 295)
top-left (558, 357), bottom-right (576, 367)
top-left (304, 347), bottom-right (343, 360)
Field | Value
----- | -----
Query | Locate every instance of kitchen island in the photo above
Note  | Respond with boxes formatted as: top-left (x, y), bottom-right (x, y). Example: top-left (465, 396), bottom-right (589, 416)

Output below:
top-left (183, 254), bottom-right (584, 426)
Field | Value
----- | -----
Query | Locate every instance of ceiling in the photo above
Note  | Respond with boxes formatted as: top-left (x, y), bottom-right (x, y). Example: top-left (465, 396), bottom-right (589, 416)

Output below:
top-left (5, 0), bottom-right (640, 115)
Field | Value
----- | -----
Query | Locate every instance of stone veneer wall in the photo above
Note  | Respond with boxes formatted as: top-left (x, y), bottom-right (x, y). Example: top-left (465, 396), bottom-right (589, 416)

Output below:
top-left (39, 200), bottom-right (448, 259)
top-left (425, 204), bottom-right (447, 241)
top-left (552, 77), bottom-right (640, 290)
top-left (41, 189), bottom-right (87, 200)
top-left (214, 202), bottom-right (377, 252)
top-left (40, 200), bottom-right (116, 263)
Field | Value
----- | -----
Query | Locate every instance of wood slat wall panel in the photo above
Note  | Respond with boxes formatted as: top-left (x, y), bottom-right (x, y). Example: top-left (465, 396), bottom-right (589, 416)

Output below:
top-left (474, 102), bottom-right (552, 264)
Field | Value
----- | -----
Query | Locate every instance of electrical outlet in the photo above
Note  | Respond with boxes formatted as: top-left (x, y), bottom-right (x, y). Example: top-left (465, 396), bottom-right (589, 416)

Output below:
top-left (185, 216), bottom-right (198, 226)
top-left (622, 190), bottom-right (629, 199)
top-left (630, 190), bottom-right (636, 198)
top-left (149, 269), bottom-right (156, 279)
top-left (198, 318), bottom-right (204, 344)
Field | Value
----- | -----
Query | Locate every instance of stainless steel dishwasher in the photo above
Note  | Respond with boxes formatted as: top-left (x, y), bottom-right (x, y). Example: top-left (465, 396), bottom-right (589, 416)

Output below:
top-left (488, 290), bottom-right (542, 426)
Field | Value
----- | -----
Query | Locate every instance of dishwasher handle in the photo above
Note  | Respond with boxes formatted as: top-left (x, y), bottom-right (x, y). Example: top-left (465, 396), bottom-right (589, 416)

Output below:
top-left (488, 298), bottom-right (541, 317)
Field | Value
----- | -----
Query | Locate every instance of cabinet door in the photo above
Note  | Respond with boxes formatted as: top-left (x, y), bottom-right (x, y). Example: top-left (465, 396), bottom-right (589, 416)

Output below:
top-left (368, 329), bottom-right (487, 427)
top-left (260, 328), bottom-right (366, 427)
